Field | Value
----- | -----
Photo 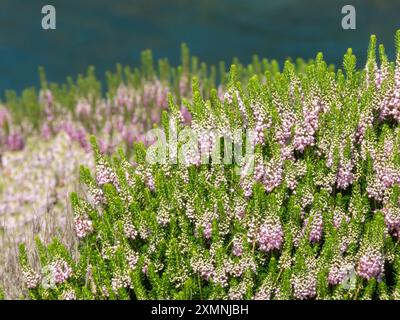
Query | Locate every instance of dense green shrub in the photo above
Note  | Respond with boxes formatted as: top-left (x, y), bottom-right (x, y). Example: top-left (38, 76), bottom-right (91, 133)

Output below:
top-left (16, 31), bottom-right (400, 300)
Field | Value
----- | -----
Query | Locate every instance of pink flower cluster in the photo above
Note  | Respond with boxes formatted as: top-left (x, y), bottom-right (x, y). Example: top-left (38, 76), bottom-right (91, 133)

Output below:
top-left (224, 256), bottom-right (256, 278)
top-left (257, 217), bottom-right (284, 252)
top-left (252, 103), bottom-right (270, 145)
top-left (293, 98), bottom-right (322, 153)
top-left (180, 106), bottom-right (192, 125)
top-left (126, 249), bottom-right (139, 270)
top-left (293, 124), bottom-right (315, 153)
top-left (276, 112), bottom-right (296, 146)
top-left (379, 59), bottom-right (400, 121)
top-left (374, 63), bottom-right (389, 89)
top-left (74, 216), bottom-right (93, 238)
top-left (336, 160), bottom-right (355, 190)
top-left (254, 157), bottom-right (283, 193)
top-left (144, 170), bottom-right (155, 192)
top-left (5, 133), bottom-right (24, 151)
top-left (111, 272), bottom-right (132, 293)
top-left (367, 157), bottom-right (400, 201)
top-left (333, 209), bottom-right (350, 229)
top-left (191, 257), bottom-right (214, 281)
top-left (203, 221), bottom-right (212, 239)
top-left (292, 272), bottom-right (316, 300)
top-left (355, 114), bottom-right (372, 144)
top-left (198, 130), bottom-right (216, 160)
top-left (356, 246), bottom-right (384, 281)
top-left (55, 121), bottom-right (90, 151)
top-left (382, 206), bottom-right (400, 238)
top-left (240, 176), bottom-right (253, 198)
top-left (232, 237), bottom-right (243, 257)
top-left (21, 266), bottom-right (41, 289)
top-left (300, 211), bottom-right (323, 244)
top-left (50, 259), bottom-right (73, 284)
top-left (307, 211), bottom-right (324, 244)
top-left (328, 259), bottom-right (353, 285)
top-left (96, 159), bottom-right (119, 188)
top-left (123, 218), bottom-right (138, 240)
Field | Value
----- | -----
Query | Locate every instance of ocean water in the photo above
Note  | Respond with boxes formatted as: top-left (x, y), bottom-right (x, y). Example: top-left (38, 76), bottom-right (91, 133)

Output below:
top-left (0, 0), bottom-right (399, 93)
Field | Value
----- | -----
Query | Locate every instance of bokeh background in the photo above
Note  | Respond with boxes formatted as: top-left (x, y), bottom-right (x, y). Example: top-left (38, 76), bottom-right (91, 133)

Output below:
top-left (1, 0), bottom-right (400, 93)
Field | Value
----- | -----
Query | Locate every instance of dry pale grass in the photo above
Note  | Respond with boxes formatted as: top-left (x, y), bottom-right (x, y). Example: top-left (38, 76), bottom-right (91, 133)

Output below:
top-left (0, 134), bottom-right (93, 299)
top-left (0, 200), bottom-right (80, 299)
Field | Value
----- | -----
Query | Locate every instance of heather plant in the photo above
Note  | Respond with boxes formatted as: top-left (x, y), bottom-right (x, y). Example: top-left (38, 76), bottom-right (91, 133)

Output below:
top-left (0, 44), bottom-right (280, 299)
top-left (11, 31), bottom-right (400, 300)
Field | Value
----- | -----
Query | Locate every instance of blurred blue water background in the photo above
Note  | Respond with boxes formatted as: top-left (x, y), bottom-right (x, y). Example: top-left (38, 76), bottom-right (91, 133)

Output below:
top-left (0, 0), bottom-right (400, 94)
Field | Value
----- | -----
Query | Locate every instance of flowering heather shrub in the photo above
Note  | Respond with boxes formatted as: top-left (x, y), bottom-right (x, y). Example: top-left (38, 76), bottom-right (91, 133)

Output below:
top-left (13, 32), bottom-right (400, 300)
top-left (1, 44), bottom-right (278, 298)
top-left (1, 45), bottom-right (233, 297)
top-left (0, 43), bottom-right (263, 238)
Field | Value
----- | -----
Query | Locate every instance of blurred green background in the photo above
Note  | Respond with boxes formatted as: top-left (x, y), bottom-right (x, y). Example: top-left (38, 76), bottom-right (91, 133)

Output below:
top-left (0, 0), bottom-right (399, 93)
